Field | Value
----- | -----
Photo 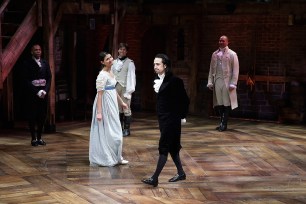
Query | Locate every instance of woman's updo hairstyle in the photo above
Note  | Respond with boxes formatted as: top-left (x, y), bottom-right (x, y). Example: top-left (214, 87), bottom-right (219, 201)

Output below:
top-left (99, 51), bottom-right (109, 67)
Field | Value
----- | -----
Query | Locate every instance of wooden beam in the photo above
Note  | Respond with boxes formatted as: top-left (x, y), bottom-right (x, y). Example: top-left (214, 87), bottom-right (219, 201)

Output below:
top-left (52, 1), bottom-right (110, 38)
top-left (37, 0), bottom-right (43, 26)
top-left (112, 0), bottom-right (119, 58)
top-left (0, 0), bottom-right (10, 90)
top-left (0, 0), bottom-right (10, 14)
top-left (1, 2), bottom-right (38, 82)
top-left (0, 7), bottom-right (2, 90)
top-left (2, 73), bottom-right (14, 127)
top-left (43, 0), bottom-right (56, 132)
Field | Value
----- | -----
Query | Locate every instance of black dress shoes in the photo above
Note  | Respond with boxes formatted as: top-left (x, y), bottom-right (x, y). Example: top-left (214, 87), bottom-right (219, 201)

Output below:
top-left (31, 139), bottom-right (38, 146)
top-left (37, 139), bottom-right (46, 145)
top-left (168, 173), bottom-right (186, 182)
top-left (141, 177), bottom-right (158, 187)
top-left (218, 124), bottom-right (227, 132)
top-left (123, 129), bottom-right (130, 137)
top-left (216, 125), bottom-right (227, 131)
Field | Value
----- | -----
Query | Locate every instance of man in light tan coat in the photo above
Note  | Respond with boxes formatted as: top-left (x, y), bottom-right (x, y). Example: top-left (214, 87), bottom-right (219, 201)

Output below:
top-left (207, 35), bottom-right (239, 131)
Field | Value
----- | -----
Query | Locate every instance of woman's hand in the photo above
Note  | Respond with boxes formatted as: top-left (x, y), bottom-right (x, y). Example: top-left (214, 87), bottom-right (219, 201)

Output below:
top-left (96, 113), bottom-right (102, 121)
top-left (121, 102), bottom-right (128, 110)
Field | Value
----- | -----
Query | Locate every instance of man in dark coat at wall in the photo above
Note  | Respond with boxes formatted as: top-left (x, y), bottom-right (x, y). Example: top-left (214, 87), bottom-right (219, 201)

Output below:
top-left (23, 44), bottom-right (52, 146)
top-left (141, 53), bottom-right (189, 187)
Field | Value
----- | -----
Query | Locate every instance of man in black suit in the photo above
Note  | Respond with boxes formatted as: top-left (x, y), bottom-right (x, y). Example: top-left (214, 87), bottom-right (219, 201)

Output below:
top-left (23, 44), bottom-right (52, 146)
top-left (141, 53), bottom-right (190, 187)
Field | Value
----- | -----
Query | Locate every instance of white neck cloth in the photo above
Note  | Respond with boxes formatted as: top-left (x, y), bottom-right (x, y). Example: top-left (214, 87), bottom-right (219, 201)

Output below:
top-left (153, 73), bottom-right (165, 93)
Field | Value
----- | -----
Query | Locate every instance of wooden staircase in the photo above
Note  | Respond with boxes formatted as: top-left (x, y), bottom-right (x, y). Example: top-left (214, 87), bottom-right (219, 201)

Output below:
top-left (0, 0), bottom-right (112, 126)
top-left (0, 0), bottom-right (38, 89)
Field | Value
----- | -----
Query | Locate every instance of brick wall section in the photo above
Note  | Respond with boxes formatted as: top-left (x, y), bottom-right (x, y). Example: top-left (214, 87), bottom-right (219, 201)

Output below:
top-left (119, 15), bottom-right (148, 71)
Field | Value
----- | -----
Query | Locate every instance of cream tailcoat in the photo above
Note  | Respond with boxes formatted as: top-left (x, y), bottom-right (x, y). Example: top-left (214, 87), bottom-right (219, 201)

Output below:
top-left (207, 46), bottom-right (239, 109)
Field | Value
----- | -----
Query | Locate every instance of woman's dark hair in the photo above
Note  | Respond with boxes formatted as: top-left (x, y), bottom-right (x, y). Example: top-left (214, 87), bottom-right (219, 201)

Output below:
top-left (155, 53), bottom-right (171, 72)
top-left (99, 51), bottom-right (109, 67)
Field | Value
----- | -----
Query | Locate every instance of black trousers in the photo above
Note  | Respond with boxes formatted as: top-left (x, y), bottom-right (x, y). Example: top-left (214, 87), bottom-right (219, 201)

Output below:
top-left (27, 96), bottom-right (48, 140)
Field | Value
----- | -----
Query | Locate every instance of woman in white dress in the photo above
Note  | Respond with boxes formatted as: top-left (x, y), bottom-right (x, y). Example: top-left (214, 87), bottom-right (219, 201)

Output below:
top-left (89, 51), bottom-right (129, 167)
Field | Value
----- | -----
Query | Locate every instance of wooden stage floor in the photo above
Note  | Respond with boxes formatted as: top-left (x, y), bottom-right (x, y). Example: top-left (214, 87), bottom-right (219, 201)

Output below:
top-left (0, 113), bottom-right (306, 204)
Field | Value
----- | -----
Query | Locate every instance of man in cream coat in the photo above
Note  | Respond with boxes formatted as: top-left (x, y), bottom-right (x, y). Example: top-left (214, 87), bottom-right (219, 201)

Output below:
top-left (207, 35), bottom-right (239, 131)
top-left (112, 43), bottom-right (136, 136)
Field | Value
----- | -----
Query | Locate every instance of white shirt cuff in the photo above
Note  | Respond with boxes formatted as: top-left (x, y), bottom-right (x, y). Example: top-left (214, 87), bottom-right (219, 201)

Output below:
top-left (207, 83), bottom-right (213, 88)
top-left (123, 93), bottom-right (131, 99)
top-left (229, 84), bottom-right (237, 89)
top-left (37, 90), bottom-right (43, 97)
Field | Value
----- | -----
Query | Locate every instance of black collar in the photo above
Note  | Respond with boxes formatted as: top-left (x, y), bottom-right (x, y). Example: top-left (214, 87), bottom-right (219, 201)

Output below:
top-left (119, 56), bottom-right (127, 61)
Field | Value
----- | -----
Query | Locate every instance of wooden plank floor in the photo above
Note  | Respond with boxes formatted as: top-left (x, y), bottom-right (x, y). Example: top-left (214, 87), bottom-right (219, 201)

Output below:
top-left (1, 113), bottom-right (306, 204)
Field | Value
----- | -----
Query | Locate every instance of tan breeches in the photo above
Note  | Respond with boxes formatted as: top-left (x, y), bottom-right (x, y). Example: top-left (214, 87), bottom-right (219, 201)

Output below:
top-left (115, 83), bottom-right (132, 116)
top-left (214, 78), bottom-right (231, 107)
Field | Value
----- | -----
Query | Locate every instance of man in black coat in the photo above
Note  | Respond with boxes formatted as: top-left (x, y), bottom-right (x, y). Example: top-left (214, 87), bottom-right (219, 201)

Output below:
top-left (23, 44), bottom-right (52, 146)
top-left (141, 53), bottom-right (189, 187)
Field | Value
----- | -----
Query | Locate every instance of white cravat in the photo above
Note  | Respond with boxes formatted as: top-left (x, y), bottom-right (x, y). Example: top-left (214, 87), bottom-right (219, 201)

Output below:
top-left (34, 57), bottom-right (42, 67)
top-left (113, 59), bottom-right (123, 72)
top-left (153, 73), bottom-right (165, 93)
top-left (217, 48), bottom-right (225, 57)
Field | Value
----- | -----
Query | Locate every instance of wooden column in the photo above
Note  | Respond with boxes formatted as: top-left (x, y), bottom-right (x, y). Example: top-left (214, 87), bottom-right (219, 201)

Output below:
top-left (112, 0), bottom-right (119, 58)
top-left (0, 18), bottom-right (2, 90)
top-left (42, 0), bottom-right (56, 132)
top-left (0, 7), bottom-right (2, 125)
top-left (0, 0), bottom-right (13, 127)
top-left (112, 0), bottom-right (126, 58)
top-left (0, 0), bottom-right (8, 90)
top-left (189, 18), bottom-right (199, 113)
top-left (2, 74), bottom-right (14, 127)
